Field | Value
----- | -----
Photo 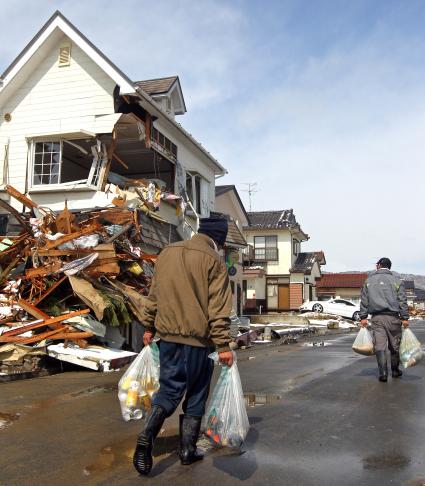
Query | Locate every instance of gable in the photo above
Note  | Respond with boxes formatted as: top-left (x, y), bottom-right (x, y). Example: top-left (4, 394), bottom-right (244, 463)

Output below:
top-left (0, 11), bottom-right (134, 107)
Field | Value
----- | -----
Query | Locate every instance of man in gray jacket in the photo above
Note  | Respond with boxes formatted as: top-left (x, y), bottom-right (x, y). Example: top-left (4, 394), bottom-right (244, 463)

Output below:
top-left (360, 257), bottom-right (409, 382)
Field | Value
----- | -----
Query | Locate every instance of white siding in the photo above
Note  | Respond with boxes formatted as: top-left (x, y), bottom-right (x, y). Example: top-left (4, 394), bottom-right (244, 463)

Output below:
top-left (0, 34), bottom-right (116, 209)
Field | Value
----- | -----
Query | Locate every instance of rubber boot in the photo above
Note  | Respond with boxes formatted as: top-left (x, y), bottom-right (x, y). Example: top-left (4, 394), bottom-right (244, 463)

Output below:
top-left (376, 351), bottom-right (388, 382)
top-left (391, 353), bottom-right (403, 378)
top-left (133, 405), bottom-right (167, 475)
top-left (179, 414), bottom-right (204, 465)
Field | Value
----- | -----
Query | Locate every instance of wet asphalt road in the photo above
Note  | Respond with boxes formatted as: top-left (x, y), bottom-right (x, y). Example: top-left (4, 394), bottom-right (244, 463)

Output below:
top-left (1, 322), bottom-right (425, 486)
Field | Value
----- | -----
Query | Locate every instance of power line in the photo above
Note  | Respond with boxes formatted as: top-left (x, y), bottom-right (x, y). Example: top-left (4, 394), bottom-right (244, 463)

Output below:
top-left (241, 182), bottom-right (258, 212)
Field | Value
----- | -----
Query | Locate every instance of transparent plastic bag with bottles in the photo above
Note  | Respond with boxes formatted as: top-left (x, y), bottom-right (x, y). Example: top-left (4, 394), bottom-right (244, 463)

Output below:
top-left (118, 342), bottom-right (160, 421)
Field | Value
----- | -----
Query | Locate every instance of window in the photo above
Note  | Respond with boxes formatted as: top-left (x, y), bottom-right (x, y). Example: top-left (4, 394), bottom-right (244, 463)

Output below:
top-left (31, 139), bottom-right (107, 188)
top-left (293, 239), bottom-right (300, 256)
top-left (185, 172), bottom-right (209, 216)
top-left (151, 127), bottom-right (177, 160)
top-left (254, 236), bottom-right (278, 261)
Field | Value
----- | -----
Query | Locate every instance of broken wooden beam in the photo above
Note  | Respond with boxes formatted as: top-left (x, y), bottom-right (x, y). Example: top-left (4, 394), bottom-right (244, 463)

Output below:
top-left (17, 299), bottom-right (50, 320)
top-left (45, 224), bottom-right (101, 250)
top-left (32, 276), bottom-right (68, 306)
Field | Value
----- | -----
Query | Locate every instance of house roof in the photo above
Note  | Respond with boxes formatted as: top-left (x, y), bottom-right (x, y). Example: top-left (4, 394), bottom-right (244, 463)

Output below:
top-left (215, 185), bottom-right (249, 223)
top-left (414, 288), bottom-right (425, 302)
top-left (0, 11), bottom-right (225, 175)
top-left (290, 252), bottom-right (320, 275)
top-left (139, 212), bottom-right (181, 250)
top-left (135, 76), bottom-right (178, 95)
top-left (245, 209), bottom-right (308, 240)
top-left (402, 280), bottom-right (415, 291)
top-left (135, 76), bottom-right (187, 115)
top-left (210, 211), bottom-right (247, 248)
top-left (316, 273), bottom-right (368, 289)
top-left (226, 219), bottom-right (247, 247)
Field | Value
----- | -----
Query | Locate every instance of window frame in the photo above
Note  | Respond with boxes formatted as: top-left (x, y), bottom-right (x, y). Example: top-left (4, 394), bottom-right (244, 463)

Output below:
top-left (29, 138), bottom-right (106, 191)
top-left (254, 235), bottom-right (278, 261)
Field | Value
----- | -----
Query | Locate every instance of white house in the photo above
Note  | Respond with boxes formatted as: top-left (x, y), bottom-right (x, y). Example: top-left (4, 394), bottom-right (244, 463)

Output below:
top-left (0, 11), bottom-right (226, 246)
top-left (243, 209), bottom-right (325, 312)
top-left (215, 185), bottom-right (249, 315)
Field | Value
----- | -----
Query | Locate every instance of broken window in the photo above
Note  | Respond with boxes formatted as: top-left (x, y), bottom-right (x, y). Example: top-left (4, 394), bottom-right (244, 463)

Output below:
top-left (185, 172), bottom-right (210, 216)
top-left (31, 139), bottom-right (107, 189)
top-left (151, 127), bottom-right (177, 160)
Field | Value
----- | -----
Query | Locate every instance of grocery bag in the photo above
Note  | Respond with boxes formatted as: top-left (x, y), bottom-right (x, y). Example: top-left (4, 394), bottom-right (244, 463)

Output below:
top-left (118, 342), bottom-right (160, 421)
top-left (399, 328), bottom-right (423, 369)
top-left (352, 327), bottom-right (374, 356)
top-left (203, 351), bottom-right (249, 448)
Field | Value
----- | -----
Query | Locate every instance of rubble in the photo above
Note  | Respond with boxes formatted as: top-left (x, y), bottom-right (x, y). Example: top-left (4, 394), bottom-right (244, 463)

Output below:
top-left (0, 184), bottom-right (167, 376)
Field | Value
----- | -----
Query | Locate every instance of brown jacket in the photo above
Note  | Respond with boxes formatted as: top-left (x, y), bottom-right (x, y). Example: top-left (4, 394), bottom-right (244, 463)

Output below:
top-left (141, 233), bottom-right (232, 352)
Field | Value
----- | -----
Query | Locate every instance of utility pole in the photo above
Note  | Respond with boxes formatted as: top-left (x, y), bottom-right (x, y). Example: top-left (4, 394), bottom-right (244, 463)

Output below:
top-left (241, 183), bottom-right (258, 212)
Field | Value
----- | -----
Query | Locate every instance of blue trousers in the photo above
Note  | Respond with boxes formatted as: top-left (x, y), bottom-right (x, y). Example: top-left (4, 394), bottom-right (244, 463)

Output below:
top-left (152, 341), bottom-right (214, 418)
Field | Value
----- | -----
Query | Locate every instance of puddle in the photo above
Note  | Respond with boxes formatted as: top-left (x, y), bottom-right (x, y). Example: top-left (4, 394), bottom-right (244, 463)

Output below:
top-left (243, 393), bottom-right (281, 407)
top-left (363, 453), bottom-right (411, 470)
top-left (0, 412), bottom-right (20, 429)
top-left (83, 430), bottom-right (179, 477)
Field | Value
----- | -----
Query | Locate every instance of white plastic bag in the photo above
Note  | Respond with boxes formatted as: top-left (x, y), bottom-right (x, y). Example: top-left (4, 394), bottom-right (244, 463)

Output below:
top-left (352, 327), bottom-right (374, 356)
top-left (203, 351), bottom-right (249, 448)
top-left (400, 328), bottom-right (423, 368)
top-left (118, 343), bottom-right (160, 421)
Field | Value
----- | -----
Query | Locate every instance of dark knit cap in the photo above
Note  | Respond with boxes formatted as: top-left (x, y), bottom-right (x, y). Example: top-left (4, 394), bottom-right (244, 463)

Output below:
top-left (198, 217), bottom-right (228, 247)
top-left (377, 257), bottom-right (392, 269)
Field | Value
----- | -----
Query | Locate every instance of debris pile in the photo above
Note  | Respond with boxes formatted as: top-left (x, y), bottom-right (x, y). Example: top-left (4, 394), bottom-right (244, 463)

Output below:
top-left (0, 184), bottom-right (164, 375)
top-left (408, 306), bottom-right (425, 318)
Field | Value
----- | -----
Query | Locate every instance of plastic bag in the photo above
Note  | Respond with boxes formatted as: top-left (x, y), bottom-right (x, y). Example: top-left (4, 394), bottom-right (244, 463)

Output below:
top-left (118, 343), bottom-right (160, 421)
top-left (352, 327), bottom-right (374, 356)
top-left (203, 352), bottom-right (249, 448)
top-left (399, 328), bottom-right (423, 368)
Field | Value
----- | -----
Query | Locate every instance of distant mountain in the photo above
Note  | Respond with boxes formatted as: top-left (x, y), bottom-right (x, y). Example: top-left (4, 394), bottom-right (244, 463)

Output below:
top-left (323, 271), bottom-right (425, 290)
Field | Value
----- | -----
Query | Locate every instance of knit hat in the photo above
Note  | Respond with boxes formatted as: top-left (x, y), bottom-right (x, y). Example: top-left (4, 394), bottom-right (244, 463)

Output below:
top-left (376, 257), bottom-right (392, 269)
top-left (198, 217), bottom-right (228, 247)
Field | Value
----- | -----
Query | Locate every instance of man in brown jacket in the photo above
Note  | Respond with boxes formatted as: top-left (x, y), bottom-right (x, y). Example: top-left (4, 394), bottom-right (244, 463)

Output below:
top-left (133, 216), bottom-right (234, 476)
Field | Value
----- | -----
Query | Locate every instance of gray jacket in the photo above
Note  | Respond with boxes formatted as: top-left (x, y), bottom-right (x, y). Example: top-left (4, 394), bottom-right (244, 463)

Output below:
top-left (359, 269), bottom-right (409, 320)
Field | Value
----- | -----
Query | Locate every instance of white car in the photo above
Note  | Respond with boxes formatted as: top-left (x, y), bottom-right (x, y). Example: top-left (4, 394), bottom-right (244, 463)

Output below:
top-left (299, 299), bottom-right (361, 321)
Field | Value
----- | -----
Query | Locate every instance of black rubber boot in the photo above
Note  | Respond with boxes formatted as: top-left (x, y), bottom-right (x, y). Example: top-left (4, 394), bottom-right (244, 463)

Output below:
top-left (179, 414), bottom-right (204, 466)
top-left (133, 405), bottom-right (167, 475)
top-left (376, 351), bottom-right (388, 382)
top-left (391, 353), bottom-right (403, 378)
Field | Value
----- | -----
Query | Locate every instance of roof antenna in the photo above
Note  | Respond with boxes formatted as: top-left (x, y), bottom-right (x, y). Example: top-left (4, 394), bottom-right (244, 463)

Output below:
top-left (241, 182), bottom-right (258, 212)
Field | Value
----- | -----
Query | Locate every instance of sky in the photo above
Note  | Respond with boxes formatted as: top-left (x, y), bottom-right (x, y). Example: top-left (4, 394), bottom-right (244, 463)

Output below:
top-left (0, 0), bottom-right (424, 273)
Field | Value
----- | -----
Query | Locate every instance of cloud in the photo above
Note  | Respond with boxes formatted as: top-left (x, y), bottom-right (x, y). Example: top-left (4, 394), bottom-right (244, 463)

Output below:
top-left (0, 0), bottom-right (424, 274)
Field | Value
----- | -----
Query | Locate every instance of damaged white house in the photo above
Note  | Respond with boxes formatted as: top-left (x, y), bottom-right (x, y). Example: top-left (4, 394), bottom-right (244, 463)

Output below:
top-left (0, 11), bottom-right (226, 250)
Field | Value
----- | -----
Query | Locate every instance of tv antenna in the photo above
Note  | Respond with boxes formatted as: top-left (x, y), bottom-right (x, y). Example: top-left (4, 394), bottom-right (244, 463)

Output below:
top-left (241, 183), bottom-right (258, 212)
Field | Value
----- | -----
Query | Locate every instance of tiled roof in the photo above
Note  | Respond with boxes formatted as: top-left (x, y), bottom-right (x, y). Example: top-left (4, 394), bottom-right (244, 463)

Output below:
top-left (139, 212), bottom-right (181, 250)
top-left (246, 209), bottom-right (296, 229)
top-left (135, 76), bottom-right (178, 95)
top-left (414, 288), bottom-right (425, 301)
top-left (316, 273), bottom-right (368, 289)
top-left (290, 252), bottom-right (318, 275)
top-left (402, 280), bottom-right (415, 290)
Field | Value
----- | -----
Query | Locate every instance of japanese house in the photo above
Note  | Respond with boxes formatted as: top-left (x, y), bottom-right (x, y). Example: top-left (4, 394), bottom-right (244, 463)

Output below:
top-left (316, 273), bottom-right (368, 303)
top-left (214, 185), bottom-right (249, 315)
top-left (243, 209), bottom-right (325, 313)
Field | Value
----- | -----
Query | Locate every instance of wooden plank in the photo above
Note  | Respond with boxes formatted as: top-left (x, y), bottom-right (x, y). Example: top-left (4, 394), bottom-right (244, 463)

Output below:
top-left (45, 224), bottom-right (100, 250)
top-left (0, 199), bottom-right (32, 231)
top-left (17, 299), bottom-right (50, 320)
top-left (0, 308), bottom-right (90, 338)
top-left (112, 152), bottom-right (129, 170)
top-left (25, 260), bottom-right (62, 278)
top-left (5, 185), bottom-right (38, 209)
top-left (32, 276), bottom-right (68, 306)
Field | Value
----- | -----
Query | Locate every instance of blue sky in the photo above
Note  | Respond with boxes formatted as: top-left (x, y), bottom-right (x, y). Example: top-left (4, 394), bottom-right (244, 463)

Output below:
top-left (1, 0), bottom-right (424, 273)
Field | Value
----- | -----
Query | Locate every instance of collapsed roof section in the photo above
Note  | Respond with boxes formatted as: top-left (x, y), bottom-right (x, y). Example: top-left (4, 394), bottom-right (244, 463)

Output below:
top-left (0, 10), bottom-right (225, 179)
